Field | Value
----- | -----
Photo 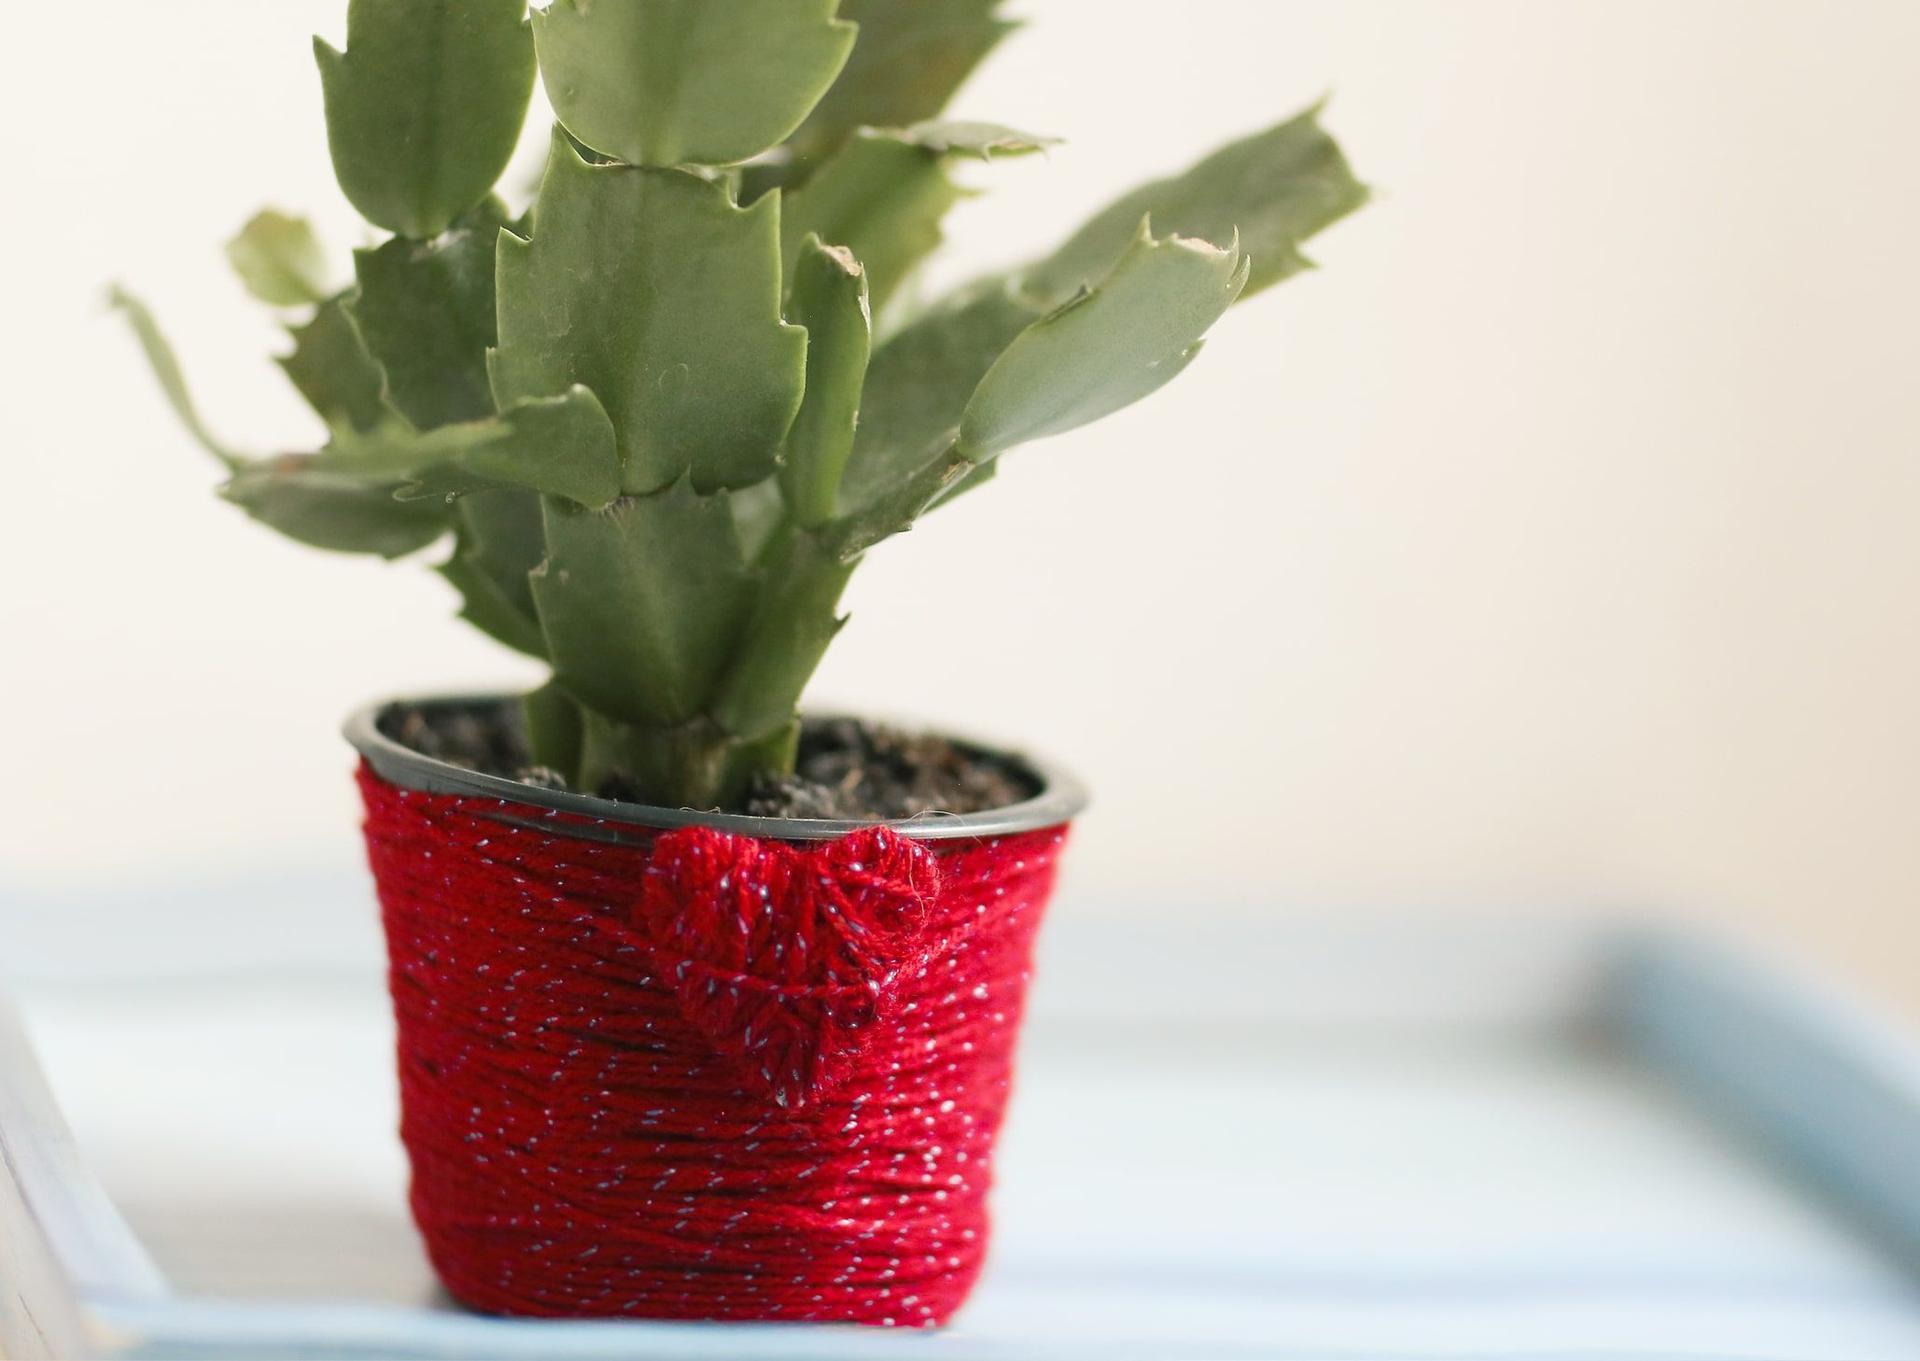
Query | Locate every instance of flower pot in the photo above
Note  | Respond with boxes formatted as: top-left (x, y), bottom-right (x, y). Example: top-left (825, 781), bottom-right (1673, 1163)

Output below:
top-left (345, 695), bottom-right (1086, 1327)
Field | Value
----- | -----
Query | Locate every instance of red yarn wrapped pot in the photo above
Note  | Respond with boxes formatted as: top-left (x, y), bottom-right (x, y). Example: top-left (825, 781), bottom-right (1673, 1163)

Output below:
top-left (345, 696), bottom-right (1086, 1328)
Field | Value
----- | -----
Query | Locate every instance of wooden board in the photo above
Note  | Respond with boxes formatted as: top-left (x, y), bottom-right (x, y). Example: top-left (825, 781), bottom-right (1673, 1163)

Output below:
top-left (4, 883), bottom-right (1918, 1360)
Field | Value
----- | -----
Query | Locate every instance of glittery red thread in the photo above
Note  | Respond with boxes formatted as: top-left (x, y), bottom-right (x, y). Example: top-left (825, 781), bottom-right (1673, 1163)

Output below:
top-left (355, 762), bottom-right (1069, 1326)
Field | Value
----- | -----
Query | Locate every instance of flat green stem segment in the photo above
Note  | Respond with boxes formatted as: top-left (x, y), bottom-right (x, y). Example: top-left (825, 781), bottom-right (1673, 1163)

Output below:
top-left (521, 680), bottom-right (584, 773)
top-left (278, 297), bottom-right (391, 434)
top-left (440, 492), bottom-right (547, 657)
top-left (349, 200), bottom-right (508, 428)
top-left (711, 527), bottom-right (853, 742)
top-left (780, 132), bottom-right (957, 315)
top-left (315, 0), bottom-right (534, 237)
top-left (835, 280), bottom-right (1040, 513)
top-left (783, 0), bottom-right (1015, 168)
top-left (108, 286), bottom-right (242, 469)
top-left (226, 211), bottom-right (330, 307)
top-left (110, 286), bottom-right (452, 556)
top-left (830, 225), bottom-right (1248, 556)
top-left (314, 385), bottom-right (621, 510)
top-left (492, 132), bottom-right (806, 494)
top-left (829, 444), bottom-right (975, 561)
top-left (780, 239), bottom-right (871, 527)
top-left (441, 390), bottom-right (619, 508)
top-left (960, 222), bottom-right (1249, 456)
top-left (778, 123), bottom-right (1048, 313)
top-left (897, 119), bottom-right (1058, 160)
top-left (221, 458), bottom-right (447, 558)
top-left (1027, 103), bottom-right (1369, 303)
top-left (531, 0), bottom-right (854, 168)
top-left (531, 483), bottom-right (754, 732)
top-left (836, 102), bottom-right (1367, 536)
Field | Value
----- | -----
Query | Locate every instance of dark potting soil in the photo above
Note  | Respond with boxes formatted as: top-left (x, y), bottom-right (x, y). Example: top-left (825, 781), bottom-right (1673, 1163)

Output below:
top-left (741, 718), bottom-right (1034, 820)
top-left (381, 701), bottom-right (1037, 820)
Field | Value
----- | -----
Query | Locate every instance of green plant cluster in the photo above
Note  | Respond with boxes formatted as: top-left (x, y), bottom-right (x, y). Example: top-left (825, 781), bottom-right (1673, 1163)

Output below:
top-left (119, 0), bottom-right (1366, 808)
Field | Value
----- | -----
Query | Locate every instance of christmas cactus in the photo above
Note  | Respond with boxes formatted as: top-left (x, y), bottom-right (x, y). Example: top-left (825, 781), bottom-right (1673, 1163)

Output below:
top-left (118, 0), bottom-right (1367, 808)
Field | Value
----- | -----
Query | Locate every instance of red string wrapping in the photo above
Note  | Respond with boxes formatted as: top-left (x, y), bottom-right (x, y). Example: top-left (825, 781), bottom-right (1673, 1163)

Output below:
top-left (355, 762), bottom-right (1070, 1326)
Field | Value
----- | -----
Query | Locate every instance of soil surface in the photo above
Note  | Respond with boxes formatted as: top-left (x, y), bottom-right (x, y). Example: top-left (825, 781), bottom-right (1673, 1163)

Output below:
top-left (382, 701), bottom-right (1036, 820)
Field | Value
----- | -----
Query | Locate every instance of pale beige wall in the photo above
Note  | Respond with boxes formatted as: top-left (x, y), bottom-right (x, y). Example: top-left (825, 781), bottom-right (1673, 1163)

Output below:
top-left (2, 3), bottom-right (1915, 1012)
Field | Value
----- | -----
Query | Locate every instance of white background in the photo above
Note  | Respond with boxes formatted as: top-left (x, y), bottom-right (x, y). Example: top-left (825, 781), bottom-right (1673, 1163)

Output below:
top-left (1, 2), bottom-right (1915, 1014)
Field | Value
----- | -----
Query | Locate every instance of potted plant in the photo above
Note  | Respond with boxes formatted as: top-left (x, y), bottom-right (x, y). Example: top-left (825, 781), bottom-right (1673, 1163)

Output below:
top-left (116, 0), bottom-right (1366, 1328)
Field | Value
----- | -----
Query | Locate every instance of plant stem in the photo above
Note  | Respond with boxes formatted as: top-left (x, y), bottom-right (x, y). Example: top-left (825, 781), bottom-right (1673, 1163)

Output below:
top-left (710, 525), bottom-right (855, 743)
top-left (520, 680), bottom-right (584, 773)
top-left (575, 709), bottom-right (797, 810)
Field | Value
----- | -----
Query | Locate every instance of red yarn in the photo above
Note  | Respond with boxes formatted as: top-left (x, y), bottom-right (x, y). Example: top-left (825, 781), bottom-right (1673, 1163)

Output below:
top-left (354, 762), bottom-right (1069, 1326)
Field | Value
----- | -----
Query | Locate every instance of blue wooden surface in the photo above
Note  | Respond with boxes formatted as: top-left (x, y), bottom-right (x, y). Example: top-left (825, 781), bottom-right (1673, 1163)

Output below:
top-left (3, 913), bottom-right (1917, 1360)
top-left (1612, 933), bottom-right (1920, 1271)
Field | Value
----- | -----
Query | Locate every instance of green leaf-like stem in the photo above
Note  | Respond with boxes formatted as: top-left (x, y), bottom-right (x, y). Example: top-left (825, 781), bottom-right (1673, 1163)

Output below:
top-left (781, 0), bottom-right (1016, 174)
top-left (575, 710), bottom-right (797, 810)
top-left (960, 222), bottom-right (1248, 456)
top-left (1028, 102), bottom-right (1368, 303)
top-left (531, 482), bottom-right (755, 731)
top-left (779, 122), bottom-right (1050, 313)
top-left (137, 6), bottom-right (1370, 808)
top-left (531, 0), bottom-right (854, 168)
top-left (780, 238), bottom-right (871, 527)
top-left (835, 280), bottom-right (1040, 514)
top-left (521, 680), bottom-right (584, 773)
top-left (109, 286), bottom-right (243, 470)
top-left (830, 223), bottom-right (1248, 556)
top-left (440, 491), bottom-right (548, 656)
top-left (375, 387), bottom-right (623, 510)
top-left (221, 458), bottom-right (448, 558)
top-left (226, 211), bottom-right (331, 307)
top-left (315, 0), bottom-right (534, 237)
top-left (838, 101), bottom-right (1367, 533)
top-left (349, 200), bottom-right (509, 429)
top-left (710, 527), bottom-right (853, 742)
top-left (492, 132), bottom-right (807, 494)
top-left (112, 286), bottom-right (451, 556)
top-left (278, 297), bottom-right (392, 435)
